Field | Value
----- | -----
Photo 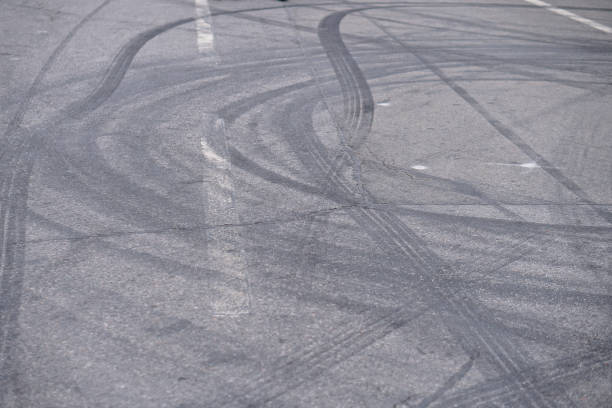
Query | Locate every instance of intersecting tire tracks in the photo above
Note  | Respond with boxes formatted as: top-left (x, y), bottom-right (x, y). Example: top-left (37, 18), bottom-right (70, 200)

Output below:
top-left (277, 8), bottom-right (558, 408)
top-left (1, 3), bottom-right (606, 407)
top-left (0, 1), bottom-right (115, 403)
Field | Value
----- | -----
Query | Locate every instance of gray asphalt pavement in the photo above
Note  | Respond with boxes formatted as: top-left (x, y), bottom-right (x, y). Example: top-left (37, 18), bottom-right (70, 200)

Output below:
top-left (1, 0), bottom-right (612, 407)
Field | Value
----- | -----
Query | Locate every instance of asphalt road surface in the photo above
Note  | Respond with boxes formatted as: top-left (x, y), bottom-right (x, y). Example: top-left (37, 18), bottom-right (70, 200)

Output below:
top-left (1, 0), bottom-right (612, 407)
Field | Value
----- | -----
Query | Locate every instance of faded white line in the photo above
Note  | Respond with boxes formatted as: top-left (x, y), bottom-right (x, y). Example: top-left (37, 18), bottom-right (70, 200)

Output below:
top-left (200, 139), bottom-right (228, 168)
top-left (194, 0), bottom-right (215, 53)
top-left (411, 165), bottom-right (428, 170)
top-left (486, 162), bottom-right (541, 168)
top-left (200, 115), bottom-right (250, 315)
top-left (524, 0), bottom-right (612, 34)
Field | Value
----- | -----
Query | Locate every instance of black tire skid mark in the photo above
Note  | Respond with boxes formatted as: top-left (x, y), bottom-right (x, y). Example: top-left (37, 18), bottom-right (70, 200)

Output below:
top-left (13, 31), bottom-right (416, 408)
top-left (212, 2), bottom-right (612, 77)
top-left (415, 352), bottom-right (477, 408)
top-left (387, 204), bottom-right (612, 237)
top-left (361, 11), bottom-right (612, 225)
top-left (223, 79), bottom-right (533, 215)
top-left (0, 0), bottom-right (115, 152)
top-left (286, 10), bottom-right (414, 384)
top-left (43, 137), bottom-right (197, 228)
top-left (21, 213), bottom-right (258, 359)
top-left (212, 308), bottom-right (427, 407)
top-left (61, 19), bottom-right (406, 215)
top-left (0, 142), bottom-right (35, 404)
top-left (243, 84), bottom-right (552, 408)
top-left (186, 34), bottom-right (425, 406)
top-left (362, 157), bottom-right (527, 221)
top-left (195, 11), bottom-right (418, 405)
top-left (20, 213), bottom-right (251, 344)
top-left (44, 76), bottom-right (344, 299)
top-left (65, 17), bottom-right (195, 118)
top-left (363, 10), bottom-right (608, 57)
top-left (206, 8), bottom-right (542, 406)
top-left (301, 8), bottom-right (556, 408)
top-left (459, 233), bottom-right (544, 276)
top-left (217, 70), bottom-right (399, 206)
top-left (430, 349), bottom-right (612, 407)
top-left (55, 1), bottom-right (384, 122)
top-left (1, 2), bottom-right (604, 407)
top-left (16, 216), bottom-right (264, 403)
top-left (0, 1), bottom-right (115, 403)
top-left (345, 5), bottom-right (612, 405)
top-left (62, 5), bottom-right (604, 404)
top-left (465, 278), bottom-right (612, 309)
top-left (52, 4), bottom-right (488, 214)
top-left (229, 146), bottom-right (344, 204)
top-left (60, 3), bottom-right (319, 120)
top-left (373, 9), bottom-right (612, 82)
top-left (30, 131), bottom-right (254, 288)
top-left (51, 79), bottom-right (232, 224)
top-left (471, 304), bottom-right (612, 353)
top-left (41, 77), bottom-right (226, 236)
top-left (206, 7), bottom-right (557, 406)
top-left (319, 10), bottom-right (374, 150)
top-left (423, 46), bottom-right (612, 95)
top-left (37, 51), bottom-right (316, 96)
top-left (17, 260), bottom-right (242, 393)
top-left (358, 205), bottom-right (551, 407)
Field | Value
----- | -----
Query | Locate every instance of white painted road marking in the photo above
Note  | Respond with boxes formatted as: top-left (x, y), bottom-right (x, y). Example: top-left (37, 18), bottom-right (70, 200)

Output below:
top-left (200, 115), bottom-right (250, 315)
top-left (411, 165), bottom-right (428, 170)
top-left (524, 0), bottom-right (612, 34)
top-left (200, 139), bottom-right (229, 167)
top-left (194, 0), bottom-right (215, 53)
top-left (487, 162), bottom-right (541, 168)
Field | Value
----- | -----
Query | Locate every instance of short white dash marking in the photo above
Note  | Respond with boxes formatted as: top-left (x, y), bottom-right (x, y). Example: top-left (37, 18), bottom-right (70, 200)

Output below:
top-left (200, 139), bottom-right (228, 167)
top-left (377, 102), bottom-right (391, 107)
top-left (524, 0), bottom-right (612, 34)
top-left (194, 0), bottom-right (215, 53)
top-left (486, 162), bottom-right (541, 168)
top-left (411, 165), bottom-right (428, 170)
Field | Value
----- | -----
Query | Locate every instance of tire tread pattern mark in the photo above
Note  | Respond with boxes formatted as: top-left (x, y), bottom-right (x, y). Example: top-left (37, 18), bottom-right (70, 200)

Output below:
top-left (0, 1), bottom-right (114, 404)
top-left (302, 9), bottom-right (555, 408)
top-left (432, 348), bottom-right (612, 407)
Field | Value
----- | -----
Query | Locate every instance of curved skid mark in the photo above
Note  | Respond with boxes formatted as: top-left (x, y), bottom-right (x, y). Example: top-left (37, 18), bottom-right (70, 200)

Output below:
top-left (0, 1), bottom-right (115, 404)
top-left (362, 11), bottom-right (611, 225)
top-left (415, 352), bottom-right (477, 408)
top-left (269, 7), bottom-right (559, 408)
top-left (318, 9), bottom-right (374, 149)
top-left (0, 1), bottom-right (608, 406)
top-left (67, 17), bottom-right (195, 118)
top-left (1, 0), bottom-right (115, 143)
top-left (431, 349), bottom-right (612, 407)
top-left (215, 308), bottom-right (427, 407)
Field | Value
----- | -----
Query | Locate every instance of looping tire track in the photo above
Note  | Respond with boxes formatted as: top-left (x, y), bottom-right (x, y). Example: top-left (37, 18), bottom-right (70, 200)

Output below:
top-left (66, 17), bottom-right (195, 118)
top-left (318, 9), bottom-right (374, 150)
top-left (1, 2), bottom-right (608, 407)
top-left (288, 8), bottom-right (556, 408)
top-left (208, 7), bottom-right (598, 407)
